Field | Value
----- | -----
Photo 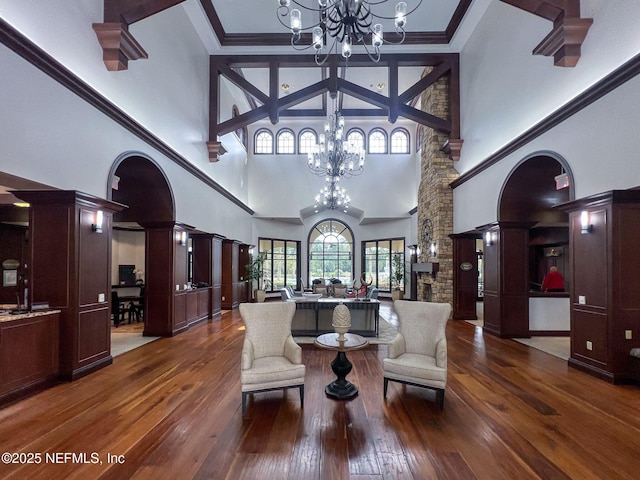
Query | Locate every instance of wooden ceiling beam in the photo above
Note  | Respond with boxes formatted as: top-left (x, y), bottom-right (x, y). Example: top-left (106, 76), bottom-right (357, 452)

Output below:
top-left (93, 0), bottom-right (186, 71)
top-left (208, 53), bottom-right (462, 160)
top-left (499, 0), bottom-right (592, 67)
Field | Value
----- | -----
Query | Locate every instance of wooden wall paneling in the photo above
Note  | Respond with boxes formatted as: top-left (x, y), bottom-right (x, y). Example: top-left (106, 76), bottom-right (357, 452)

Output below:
top-left (191, 234), bottom-right (213, 320)
top-left (144, 226), bottom-right (175, 337)
top-left (482, 226), bottom-right (500, 335)
top-left (172, 225), bottom-right (189, 335)
top-left (13, 190), bottom-right (123, 381)
top-left (212, 236), bottom-right (222, 317)
top-left (560, 190), bottom-right (640, 382)
top-left (451, 234), bottom-right (479, 320)
top-left (221, 240), bottom-right (239, 309)
top-left (173, 292), bottom-right (187, 331)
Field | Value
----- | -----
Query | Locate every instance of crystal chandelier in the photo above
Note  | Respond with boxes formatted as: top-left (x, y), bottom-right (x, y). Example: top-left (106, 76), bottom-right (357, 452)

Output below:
top-left (277, 0), bottom-right (422, 64)
top-left (314, 177), bottom-right (351, 211)
top-left (308, 107), bottom-right (365, 178)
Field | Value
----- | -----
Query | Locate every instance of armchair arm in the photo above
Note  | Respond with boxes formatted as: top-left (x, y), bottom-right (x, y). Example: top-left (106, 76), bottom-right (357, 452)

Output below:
top-left (435, 337), bottom-right (447, 368)
top-left (241, 338), bottom-right (254, 370)
top-left (284, 335), bottom-right (302, 364)
top-left (387, 333), bottom-right (405, 359)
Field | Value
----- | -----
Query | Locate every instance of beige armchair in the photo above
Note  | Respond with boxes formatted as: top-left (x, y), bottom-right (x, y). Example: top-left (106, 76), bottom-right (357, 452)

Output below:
top-left (383, 300), bottom-right (451, 409)
top-left (239, 302), bottom-right (305, 415)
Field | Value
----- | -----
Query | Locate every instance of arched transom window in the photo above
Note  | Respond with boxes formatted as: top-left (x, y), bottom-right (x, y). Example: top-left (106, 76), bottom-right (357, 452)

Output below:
top-left (254, 129), bottom-right (273, 154)
top-left (308, 219), bottom-right (353, 284)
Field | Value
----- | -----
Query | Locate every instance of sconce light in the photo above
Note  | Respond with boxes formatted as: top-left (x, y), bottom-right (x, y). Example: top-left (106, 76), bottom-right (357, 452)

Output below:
top-left (429, 242), bottom-right (437, 257)
top-left (179, 231), bottom-right (187, 246)
top-left (580, 211), bottom-right (593, 234)
top-left (484, 231), bottom-right (494, 246)
top-left (92, 210), bottom-right (103, 233)
top-left (407, 244), bottom-right (418, 256)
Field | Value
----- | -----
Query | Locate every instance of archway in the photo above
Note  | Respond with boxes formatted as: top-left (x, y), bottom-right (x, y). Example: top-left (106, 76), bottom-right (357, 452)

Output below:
top-left (108, 153), bottom-right (176, 338)
top-left (499, 153), bottom-right (573, 291)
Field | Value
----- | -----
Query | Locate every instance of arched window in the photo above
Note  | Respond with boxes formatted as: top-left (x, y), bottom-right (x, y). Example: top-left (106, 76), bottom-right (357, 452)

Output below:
top-left (299, 128), bottom-right (318, 154)
top-left (308, 219), bottom-right (354, 285)
top-left (346, 128), bottom-right (366, 152)
top-left (276, 128), bottom-right (295, 154)
top-left (368, 128), bottom-right (387, 154)
top-left (254, 129), bottom-right (273, 154)
top-left (390, 128), bottom-right (410, 154)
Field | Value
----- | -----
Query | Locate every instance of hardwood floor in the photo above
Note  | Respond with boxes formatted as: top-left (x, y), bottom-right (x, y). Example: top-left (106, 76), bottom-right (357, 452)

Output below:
top-left (1, 302), bottom-right (639, 479)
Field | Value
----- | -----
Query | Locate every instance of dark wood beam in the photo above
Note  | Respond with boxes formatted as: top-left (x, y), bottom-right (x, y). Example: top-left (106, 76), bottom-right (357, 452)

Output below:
top-left (499, 0), bottom-right (592, 66)
top-left (94, 0), bottom-right (186, 71)
top-left (208, 53), bottom-right (463, 159)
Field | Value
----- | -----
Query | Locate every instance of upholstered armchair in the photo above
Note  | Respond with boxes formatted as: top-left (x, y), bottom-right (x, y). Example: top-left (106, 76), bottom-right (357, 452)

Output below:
top-left (383, 300), bottom-right (451, 409)
top-left (239, 302), bottom-right (305, 415)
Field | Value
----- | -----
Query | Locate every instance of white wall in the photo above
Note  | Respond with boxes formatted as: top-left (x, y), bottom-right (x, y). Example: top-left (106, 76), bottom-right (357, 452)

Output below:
top-left (112, 231), bottom-right (146, 284)
top-left (453, 0), bottom-right (640, 233)
top-left (0, 1), bottom-right (253, 242)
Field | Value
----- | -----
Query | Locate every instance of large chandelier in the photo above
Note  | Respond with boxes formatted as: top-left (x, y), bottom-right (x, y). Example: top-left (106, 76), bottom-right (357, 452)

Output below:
top-left (314, 177), bottom-right (351, 211)
top-left (308, 108), bottom-right (365, 178)
top-left (277, 0), bottom-right (422, 64)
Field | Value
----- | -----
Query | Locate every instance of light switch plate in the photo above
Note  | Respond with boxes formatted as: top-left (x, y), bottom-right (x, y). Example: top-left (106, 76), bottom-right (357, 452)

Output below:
top-left (626, 330), bottom-right (633, 340)
top-left (98, 293), bottom-right (105, 303)
top-left (586, 340), bottom-right (593, 351)
top-left (578, 295), bottom-right (586, 305)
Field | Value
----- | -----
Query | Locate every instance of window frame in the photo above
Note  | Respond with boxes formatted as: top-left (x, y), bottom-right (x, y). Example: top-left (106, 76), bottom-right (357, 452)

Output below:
top-left (361, 237), bottom-right (405, 292)
top-left (298, 128), bottom-right (318, 155)
top-left (259, 237), bottom-right (301, 292)
top-left (276, 128), bottom-right (296, 155)
top-left (390, 127), bottom-right (410, 154)
top-left (307, 219), bottom-right (354, 286)
top-left (367, 128), bottom-right (388, 154)
top-left (254, 128), bottom-right (274, 155)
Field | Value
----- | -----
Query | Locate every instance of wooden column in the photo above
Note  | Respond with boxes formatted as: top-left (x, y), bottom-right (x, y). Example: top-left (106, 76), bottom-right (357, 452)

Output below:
top-left (221, 240), bottom-right (239, 309)
top-left (142, 222), bottom-right (190, 337)
top-left (481, 222), bottom-right (534, 338)
top-left (559, 190), bottom-right (640, 383)
top-left (451, 234), bottom-right (479, 320)
top-left (212, 235), bottom-right (223, 317)
top-left (191, 233), bottom-right (213, 321)
top-left (14, 190), bottom-right (124, 381)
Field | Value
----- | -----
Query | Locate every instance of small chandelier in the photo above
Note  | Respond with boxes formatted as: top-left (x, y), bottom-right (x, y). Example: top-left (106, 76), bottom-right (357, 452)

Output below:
top-left (308, 107), bottom-right (365, 178)
top-left (277, 0), bottom-right (422, 65)
top-left (314, 177), bottom-right (351, 211)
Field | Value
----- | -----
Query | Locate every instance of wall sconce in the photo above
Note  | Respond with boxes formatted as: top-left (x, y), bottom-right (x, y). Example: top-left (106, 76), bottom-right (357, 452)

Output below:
top-left (407, 244), bottom-right (418, 256)
top-left (484, 231), bottom-right (494, 246)
top-left (179, 231), bottom-right (187, 246)
top-left (429, 242), bottom-right (437, 257)
top-left (92, 210), bottom-right (103, 233)
top-left (580, 211), bottom-right (593, 234)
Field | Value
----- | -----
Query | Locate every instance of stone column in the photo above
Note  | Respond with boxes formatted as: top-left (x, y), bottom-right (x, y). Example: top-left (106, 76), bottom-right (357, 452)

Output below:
top-left (417, 69), bottom-right (459, 305)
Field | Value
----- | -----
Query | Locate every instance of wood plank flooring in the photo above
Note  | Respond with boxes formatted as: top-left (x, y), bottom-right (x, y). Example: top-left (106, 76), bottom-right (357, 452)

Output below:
top-left (0, 302), bottom-right (639, 479)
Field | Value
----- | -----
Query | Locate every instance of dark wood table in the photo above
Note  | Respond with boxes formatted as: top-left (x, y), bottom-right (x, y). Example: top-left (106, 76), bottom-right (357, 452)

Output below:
top-left (314, 332), bottom-right (368, 400)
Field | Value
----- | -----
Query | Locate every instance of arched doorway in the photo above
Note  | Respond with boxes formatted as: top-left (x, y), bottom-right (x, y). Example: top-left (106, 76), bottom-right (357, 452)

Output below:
top-left (108, 153), bottom-right (176, 338)
top-left (499, 153), bottom-right (573, 291)
top-left (482, 152), bottom-right (574, 338)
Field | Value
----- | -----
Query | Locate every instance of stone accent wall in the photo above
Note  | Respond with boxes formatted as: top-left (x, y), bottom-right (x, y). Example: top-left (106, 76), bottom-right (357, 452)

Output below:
top-left (417, 69), bottom-right (459, 306)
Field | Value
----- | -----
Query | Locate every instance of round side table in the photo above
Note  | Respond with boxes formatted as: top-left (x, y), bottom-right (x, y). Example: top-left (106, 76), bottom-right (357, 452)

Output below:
top-left (315, 332), bottom-right (368, 399)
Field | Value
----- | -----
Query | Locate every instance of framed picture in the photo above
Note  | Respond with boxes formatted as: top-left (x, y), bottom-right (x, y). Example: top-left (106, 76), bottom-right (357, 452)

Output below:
top-left (3, 269), bottom-right (17, 287)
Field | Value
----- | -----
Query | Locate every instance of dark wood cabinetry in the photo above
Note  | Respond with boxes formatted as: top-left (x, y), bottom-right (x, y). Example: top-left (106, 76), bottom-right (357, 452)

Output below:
top-left (14, 190), bottom-right (123, 381)
top-left (221, 240), bottom-right (249, 309)
top-left (559, 191), bottom-right (640, 383)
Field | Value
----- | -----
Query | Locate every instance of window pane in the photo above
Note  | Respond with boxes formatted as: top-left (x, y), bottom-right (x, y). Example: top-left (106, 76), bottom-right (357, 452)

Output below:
top-left (255, 130), bottom-right (273, 154)
top-left (390, 129), bottom-right (409, 154)
top-left (347, 130), bottom-right (365, 151)
top-left (308, 220), bottom-right (353, 285)
top-left (277, 130), bottom-right (294, 154)
top-left (299, 130), bottom-right (317, 154)
top-left (369, 130), bottom-right (387, 153)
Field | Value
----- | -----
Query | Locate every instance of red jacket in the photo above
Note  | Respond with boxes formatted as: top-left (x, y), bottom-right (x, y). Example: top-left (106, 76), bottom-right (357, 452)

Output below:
top-left (541, 270), bottom-right (565, 292)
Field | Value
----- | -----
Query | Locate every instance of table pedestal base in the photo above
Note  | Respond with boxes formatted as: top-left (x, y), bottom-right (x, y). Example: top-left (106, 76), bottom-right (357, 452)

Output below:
top-left (325, 351), bottom-right (359, 399)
